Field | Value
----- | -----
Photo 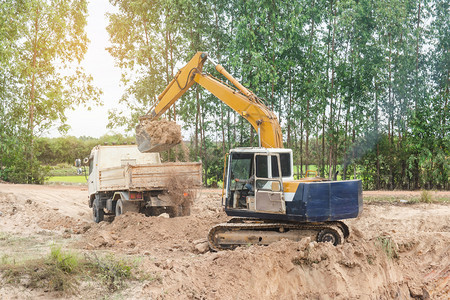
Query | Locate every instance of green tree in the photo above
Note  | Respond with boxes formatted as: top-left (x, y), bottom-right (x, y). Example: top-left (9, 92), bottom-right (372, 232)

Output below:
top-left (0, 0), bottom-right (102, 183)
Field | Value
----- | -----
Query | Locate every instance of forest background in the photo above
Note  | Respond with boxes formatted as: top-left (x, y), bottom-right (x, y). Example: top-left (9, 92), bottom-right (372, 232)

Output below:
top-left (0, 0), bottom-right (448, 190)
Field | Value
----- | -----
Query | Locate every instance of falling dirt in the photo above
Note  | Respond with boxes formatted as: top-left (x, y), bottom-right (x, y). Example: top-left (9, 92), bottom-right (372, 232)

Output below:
top-left (177, 141), bottom-right (191, 162)
top-left (162, 173), bottom-right (198, 215)
top-left (0, 183), bottom-right (449, 299)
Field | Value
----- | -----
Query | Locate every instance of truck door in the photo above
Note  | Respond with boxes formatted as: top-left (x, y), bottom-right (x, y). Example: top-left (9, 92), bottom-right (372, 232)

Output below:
top-left (254, 154), bottom-right (285, 214)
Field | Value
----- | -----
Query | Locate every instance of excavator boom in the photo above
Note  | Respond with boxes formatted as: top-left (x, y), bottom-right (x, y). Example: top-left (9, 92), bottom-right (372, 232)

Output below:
top-left (136, 52), bottom-right (283, 152)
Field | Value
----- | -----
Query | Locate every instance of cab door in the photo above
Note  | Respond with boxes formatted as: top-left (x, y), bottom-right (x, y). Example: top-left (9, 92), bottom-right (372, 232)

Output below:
top-left (254, 154), bottom-right (285, 214)
top-left (88, 152), bottom-right (98, 197)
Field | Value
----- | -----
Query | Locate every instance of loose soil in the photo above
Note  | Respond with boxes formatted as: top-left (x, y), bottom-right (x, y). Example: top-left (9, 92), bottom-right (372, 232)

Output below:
top-left (0, 184), bottom-right (449, 299)
top-left (137, 118), bottom-right (182, 152)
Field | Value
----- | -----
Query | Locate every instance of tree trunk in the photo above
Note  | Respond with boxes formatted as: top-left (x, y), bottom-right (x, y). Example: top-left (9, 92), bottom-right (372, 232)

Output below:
top-left (287, 70), bottom-right (292, 148)
top-left (388, 32), bottom-right (394, 189)
top-left (300, 119), bottom-right (303, 177)
top-left (328, 0), bottom-right (336, 180)
top-left (28, 9), bottom-right (39, 183)
top-left (221, 104), bottom-right (226, 155)
top-left (305, 0), bottom-right (315, 173)
top-left (415, 0), bottom-right (421, 109)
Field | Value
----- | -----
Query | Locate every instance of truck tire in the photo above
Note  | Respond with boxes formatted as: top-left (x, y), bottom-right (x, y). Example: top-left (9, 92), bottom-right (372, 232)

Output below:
top-left (115, 199), bottom-right (140, 217)
top-left (115, 199), bottom-right (124, 216)
top-left (93, 202), bottom-right (104, 223)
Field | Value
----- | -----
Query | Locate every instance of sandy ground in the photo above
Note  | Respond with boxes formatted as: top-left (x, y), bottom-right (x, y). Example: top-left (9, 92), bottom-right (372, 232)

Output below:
top-left (0, 183), bottom-right (449, 299)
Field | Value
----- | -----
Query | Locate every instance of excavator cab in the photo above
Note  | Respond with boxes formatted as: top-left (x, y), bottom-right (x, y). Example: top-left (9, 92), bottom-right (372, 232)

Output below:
top-left (225, 148), bottom-right (291, 215)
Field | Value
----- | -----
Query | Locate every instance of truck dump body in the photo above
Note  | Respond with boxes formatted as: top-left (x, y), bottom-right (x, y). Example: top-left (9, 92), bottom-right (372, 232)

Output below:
top-left (89, 145), bottom-right (202, 195)
top-left (98, 162), bottom-right (202, 192)
top-left (88, 144), bottom-right (202, 223)
top-left (225, 180), bottom-right (363, 222)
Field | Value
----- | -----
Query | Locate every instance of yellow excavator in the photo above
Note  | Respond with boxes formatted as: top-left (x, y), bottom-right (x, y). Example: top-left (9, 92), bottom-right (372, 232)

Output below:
top-left (137, 52), bottom-right (362, 251)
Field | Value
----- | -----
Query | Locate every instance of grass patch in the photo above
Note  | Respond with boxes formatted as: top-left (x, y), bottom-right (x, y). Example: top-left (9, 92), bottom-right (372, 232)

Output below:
top-left (419, 190), bottom-right (434, 203)
top-left (364, 191), bottom-right (448, 204)
top-left (84, 252), bottom-right (133, 292)
top-left (1, 245), bottom-right (80, 294)
top-left (0, 232), bottom-right (58, 263)
top-left (0, 245), bottom-right (157, 295)
top-left (376, 236), bottom-right (399, 260)
top-left (46, 176), bottom-right (87, 183)
top-left (48, 164), bottom-right (79, 176)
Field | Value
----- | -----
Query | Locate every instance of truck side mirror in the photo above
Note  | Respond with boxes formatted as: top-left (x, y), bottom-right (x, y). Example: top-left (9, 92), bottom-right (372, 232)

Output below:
top-left (83, 157), bottom-right (89, 164)
top-left (75, 158), bottom-right (81, 168)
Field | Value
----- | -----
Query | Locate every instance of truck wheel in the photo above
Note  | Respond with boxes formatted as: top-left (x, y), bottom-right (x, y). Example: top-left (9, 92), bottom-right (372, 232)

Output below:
top-left (115, 199), bottom-right (124, 216)
top-left (93, 202), bottom-right (104, 223)
top-left (115, 199), bottom-right (140, 217)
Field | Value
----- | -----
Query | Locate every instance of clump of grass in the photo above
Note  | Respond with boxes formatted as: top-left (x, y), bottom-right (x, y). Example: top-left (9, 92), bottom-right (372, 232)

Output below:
top-left (419, 190), bottom-right (433, 203)
top-left (50, 245), bottom-right (80, 273)
top-left (0, 246), bottom-right (157, 295)
top-left (376, 236), bottom-right (399, 260)
top-left (0, 245), bottom-right (80, 294)
top-left (84, 252), bottom-right (134, 292)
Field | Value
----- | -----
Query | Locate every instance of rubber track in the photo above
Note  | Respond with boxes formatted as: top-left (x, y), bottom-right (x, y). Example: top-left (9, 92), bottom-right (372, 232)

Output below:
top-left (208, 220), bottom-right (348, 251)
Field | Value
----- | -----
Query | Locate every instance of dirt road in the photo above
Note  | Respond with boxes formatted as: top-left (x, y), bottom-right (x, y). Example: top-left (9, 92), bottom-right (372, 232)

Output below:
top-left (0, 183), bottom-right (449, 299)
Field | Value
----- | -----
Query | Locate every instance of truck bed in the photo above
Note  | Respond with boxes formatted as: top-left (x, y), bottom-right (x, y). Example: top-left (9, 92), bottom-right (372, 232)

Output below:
top-left (97, 162), bottom-right (202, 192)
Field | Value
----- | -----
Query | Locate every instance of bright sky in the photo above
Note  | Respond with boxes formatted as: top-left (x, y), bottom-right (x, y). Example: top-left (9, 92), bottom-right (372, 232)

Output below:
top-left (47, 0), bottom-right (126, 138)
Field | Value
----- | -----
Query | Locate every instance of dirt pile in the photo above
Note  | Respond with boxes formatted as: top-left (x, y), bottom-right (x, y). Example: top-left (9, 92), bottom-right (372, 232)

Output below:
top-left (78, 212), bottom-right (227, 255)
top-left (0, 190), bottom-right (90, 236)
top-left (78, 202), bottom-right (449, 299)
top-left (129, 219), bottom-right (448, 299)
top-left (0, 183), bottom-right (448, 299)
top-left (139, 238), bottom-right (410, 299)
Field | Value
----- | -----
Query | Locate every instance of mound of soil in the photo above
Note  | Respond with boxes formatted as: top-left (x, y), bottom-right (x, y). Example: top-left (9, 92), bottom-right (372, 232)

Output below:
top-left (0, 184), bottom-right (448, 299)
top-left (136, 118), bottom-right (182, 151)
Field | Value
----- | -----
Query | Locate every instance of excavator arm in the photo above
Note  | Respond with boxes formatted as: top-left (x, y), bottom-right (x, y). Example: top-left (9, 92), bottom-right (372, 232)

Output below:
top-left (137, 52), bottom-right (283, 152)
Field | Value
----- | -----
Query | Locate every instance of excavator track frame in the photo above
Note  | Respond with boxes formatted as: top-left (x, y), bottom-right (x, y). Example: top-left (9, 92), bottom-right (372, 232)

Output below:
top-left (207, 218), bottom-right (349, 251)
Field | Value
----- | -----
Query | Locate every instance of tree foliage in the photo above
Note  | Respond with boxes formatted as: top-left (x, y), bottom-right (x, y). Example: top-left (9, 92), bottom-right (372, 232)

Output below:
top-left (104, 0), bottom-right (448, 189)
top-left (0, 0), bottom-right (102, 183)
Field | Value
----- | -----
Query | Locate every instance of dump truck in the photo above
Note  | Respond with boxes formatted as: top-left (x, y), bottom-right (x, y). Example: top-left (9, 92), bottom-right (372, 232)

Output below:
top-left (136, 52), bottom-right (363, 250)
top-left (86, 144), bottom-right (202, 223)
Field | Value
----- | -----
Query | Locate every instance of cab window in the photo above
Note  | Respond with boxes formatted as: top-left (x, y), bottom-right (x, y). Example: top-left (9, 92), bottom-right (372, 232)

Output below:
top-left (256, 155), bottom-right (268, 178)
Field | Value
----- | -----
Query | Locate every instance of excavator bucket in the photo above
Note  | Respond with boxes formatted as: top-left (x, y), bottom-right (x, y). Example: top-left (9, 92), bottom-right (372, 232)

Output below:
top-left (136, 118), bottom-right (182, 153)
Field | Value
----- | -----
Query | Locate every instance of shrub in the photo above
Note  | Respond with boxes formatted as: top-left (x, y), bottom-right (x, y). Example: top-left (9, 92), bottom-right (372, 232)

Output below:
top-left (419, 190), bottom-right (433, 203)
